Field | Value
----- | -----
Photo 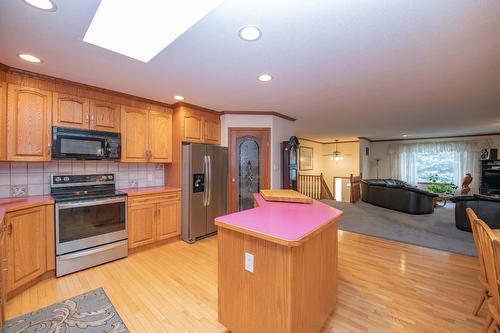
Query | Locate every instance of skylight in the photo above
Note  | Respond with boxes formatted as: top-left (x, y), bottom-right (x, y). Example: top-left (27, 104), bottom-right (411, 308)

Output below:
top-left (83, 0), bottom-right (224, 63)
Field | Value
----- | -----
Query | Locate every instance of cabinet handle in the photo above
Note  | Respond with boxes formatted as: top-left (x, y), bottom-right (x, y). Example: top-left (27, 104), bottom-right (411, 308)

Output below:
top-left (91, 114), bottom-right (95, 123)
top-left (85, 113), bottom-right (89, 124)
top-left (4, 224), bottom-right (12, 235)
top-left (47, 143), bottom-right (52, 155)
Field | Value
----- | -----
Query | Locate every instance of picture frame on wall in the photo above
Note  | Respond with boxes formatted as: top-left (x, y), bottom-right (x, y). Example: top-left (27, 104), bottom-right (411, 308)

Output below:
top-left (299, 146), bottom-right (313, 171)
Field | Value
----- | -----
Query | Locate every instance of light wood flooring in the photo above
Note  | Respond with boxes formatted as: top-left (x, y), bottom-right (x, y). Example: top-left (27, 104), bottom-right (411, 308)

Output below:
top-left (7, 231), bottom-right (485, 332)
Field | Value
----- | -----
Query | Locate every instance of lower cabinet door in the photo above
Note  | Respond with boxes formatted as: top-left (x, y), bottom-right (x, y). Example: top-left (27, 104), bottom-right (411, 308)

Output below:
top-left (6, 206), bottom-right (46, 292)
top-left (156, 200), bottom-right (181, 240)
top-left (128, 203), bottom-right (157, 248)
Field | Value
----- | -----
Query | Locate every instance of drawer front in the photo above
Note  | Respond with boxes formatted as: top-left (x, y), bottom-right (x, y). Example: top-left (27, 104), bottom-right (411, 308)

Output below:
top-left (128, 192), bottom-right (181, 206)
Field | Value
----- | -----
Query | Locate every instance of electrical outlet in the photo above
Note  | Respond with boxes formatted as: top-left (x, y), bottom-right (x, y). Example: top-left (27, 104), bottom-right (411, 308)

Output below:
top-left (244, 252), bottom-right (254, 272)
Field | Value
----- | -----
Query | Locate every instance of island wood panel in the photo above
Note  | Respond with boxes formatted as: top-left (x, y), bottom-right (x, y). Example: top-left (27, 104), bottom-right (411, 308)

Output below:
top-left (90, 100), bottom-right (120, 132)
top-left (5, 233), bottom-right (486, 333)
top-left (120, 106), bottom-right (148, 162)
top-left (148, 110), bottom-right (172, 162)
top-left (7, 85), bottom-right (52, 161)
top-left (0, 82), bottom-right (6, 160)
top-left (0, 221), bottom-right (5, 328)
top-left (52, 92), bottom-right (90, 129)
top-left (218, 222), bottom-right (337, 333)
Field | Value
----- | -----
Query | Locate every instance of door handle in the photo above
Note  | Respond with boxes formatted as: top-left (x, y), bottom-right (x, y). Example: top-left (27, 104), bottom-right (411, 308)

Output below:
top-left (207, 155), bottom-right (212, 206)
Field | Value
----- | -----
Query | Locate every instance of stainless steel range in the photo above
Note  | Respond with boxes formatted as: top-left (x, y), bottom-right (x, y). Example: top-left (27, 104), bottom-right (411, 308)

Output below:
top-left (51, 174), bottom-right (128, 277)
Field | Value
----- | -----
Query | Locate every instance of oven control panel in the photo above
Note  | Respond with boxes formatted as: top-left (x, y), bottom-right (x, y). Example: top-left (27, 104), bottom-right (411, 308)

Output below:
top-left (51, 174), bottom-right (115, 186)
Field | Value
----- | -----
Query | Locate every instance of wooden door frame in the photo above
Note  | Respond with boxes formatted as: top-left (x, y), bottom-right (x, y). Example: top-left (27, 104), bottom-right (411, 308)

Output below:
top-left (228, 127), bottom-right (271, 213)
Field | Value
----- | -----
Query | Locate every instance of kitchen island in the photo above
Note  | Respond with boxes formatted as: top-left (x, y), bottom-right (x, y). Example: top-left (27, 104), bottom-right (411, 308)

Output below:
top-left (215, 193), bottom-right (343, 333)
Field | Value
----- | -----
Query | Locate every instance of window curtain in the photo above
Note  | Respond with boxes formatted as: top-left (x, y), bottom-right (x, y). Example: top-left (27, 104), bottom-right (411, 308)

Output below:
top-left (388, 141), bottom-right (482, 193)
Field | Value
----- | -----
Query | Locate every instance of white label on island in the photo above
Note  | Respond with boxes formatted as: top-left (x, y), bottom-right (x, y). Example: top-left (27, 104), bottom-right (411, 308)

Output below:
top-left (244, 252), bottom-right (254, 273)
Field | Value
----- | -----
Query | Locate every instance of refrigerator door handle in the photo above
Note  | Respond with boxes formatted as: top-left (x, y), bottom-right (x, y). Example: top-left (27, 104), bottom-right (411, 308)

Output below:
top-left (203, 155), bottom-right (208, 206)
top-left (207, 155), bottom-right (212, 206)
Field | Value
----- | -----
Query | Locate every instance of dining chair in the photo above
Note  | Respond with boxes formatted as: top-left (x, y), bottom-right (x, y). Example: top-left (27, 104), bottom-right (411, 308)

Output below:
top-left (468, 208), bottom-right (490, 316)
top-left (473, 218), bottom-right (500, 333)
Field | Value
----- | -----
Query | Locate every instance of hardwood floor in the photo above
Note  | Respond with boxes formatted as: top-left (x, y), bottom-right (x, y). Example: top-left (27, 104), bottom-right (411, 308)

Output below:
top-left (6, 231), bottom-right (485, 332)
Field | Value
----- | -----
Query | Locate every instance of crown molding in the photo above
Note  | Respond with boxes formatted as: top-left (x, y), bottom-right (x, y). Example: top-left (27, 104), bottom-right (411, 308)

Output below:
top-left (367, 132), bottom-right (500, 143)
top-left (298, 137), bottom-right (359, 145)
top-left (221, 111), bottom-right (296, 122)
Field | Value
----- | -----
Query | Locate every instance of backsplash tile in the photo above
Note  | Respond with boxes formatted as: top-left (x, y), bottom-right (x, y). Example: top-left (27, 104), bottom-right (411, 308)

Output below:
top-left (0, 161), bottom-right (166, 198)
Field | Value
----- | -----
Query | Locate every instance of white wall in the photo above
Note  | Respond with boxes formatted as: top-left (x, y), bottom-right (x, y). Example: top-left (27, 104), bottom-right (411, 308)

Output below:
top-left (359, 138), bottom-right (371, 179)
top-left (220, 114), bottom-right (294, 189)
top-left (321, 141), bottom-right (360, 192)
top-left (366, 134), bottom-right (500, 180)
top-left (297, 138), bottom-right (324, 176)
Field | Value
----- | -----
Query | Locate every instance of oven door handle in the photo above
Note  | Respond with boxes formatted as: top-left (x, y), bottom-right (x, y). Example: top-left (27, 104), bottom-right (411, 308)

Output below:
top-left (57, 240), bottom-right (126, 261)
top-left (56, 197), bottom-right (127, 209)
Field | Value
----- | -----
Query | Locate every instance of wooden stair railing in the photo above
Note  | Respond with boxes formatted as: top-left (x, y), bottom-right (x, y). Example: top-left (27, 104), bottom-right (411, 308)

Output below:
top-left (298, 173), bottom-right (334, 200)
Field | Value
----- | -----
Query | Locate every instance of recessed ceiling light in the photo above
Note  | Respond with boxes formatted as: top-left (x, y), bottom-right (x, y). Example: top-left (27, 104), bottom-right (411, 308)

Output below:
top-left (174, 95), bottom-right (185, 101)
top-left (23, 0), bottom-right (56, 11)
top-left (239, 26), bottom-right (261, 41)
top-left (17, 53), bottom-right (42, 63)
top-left (258, 74), bottom-right (272, 82)
top-left (402, 134), bottom-right (408, 137)
top-left (83, 0), bottom-right (224, 63)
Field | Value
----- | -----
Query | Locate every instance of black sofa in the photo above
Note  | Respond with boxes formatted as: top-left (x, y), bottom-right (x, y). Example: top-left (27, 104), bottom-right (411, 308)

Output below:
top-left (361, 179), bottom-right (438, 214)
top-left (452, 194), bottom-right (500, 231)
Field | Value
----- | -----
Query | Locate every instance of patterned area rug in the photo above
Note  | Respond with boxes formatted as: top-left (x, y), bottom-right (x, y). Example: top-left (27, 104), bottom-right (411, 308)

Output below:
top-left (3, 288), bottom-right (129, 333)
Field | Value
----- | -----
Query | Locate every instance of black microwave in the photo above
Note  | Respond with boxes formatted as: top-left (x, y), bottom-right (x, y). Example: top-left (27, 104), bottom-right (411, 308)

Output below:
top-left (52, 127), bottom-right (121, 160)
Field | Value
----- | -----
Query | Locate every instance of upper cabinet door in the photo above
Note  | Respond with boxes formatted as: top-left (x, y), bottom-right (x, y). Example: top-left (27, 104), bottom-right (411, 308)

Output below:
top-left (121, 106), bottom-right (148, 162)
top-left (149, 110), bottom-right (172, 163)
top-left (7, 85), bottom-right (52, 161)
top-left (52, 93), bottom-right (90, 130)
top-left (183, 113), bottom-right (203, 142)
top-left (91, 100), bottom-right (120, 133)
top-left (204, 117), bottom-right (221, 144)
top-left (0, 82), bottom-right (6, 161)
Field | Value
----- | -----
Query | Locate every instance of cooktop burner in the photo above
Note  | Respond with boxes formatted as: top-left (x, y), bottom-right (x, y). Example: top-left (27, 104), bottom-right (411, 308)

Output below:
top-left (50, 173), bottom-right (126, 202)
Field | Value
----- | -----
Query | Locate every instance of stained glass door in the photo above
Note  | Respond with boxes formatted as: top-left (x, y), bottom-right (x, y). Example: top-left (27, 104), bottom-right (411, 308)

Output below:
top-left (229, 128), bottom-right (270, 212)
top-left (236, 136), bottom-right (262, 211)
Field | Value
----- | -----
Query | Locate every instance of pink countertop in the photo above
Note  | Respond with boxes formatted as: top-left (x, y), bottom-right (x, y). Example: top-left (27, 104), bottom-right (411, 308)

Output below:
top-left (215, 193), bottom-right (343, 246)
top-left (0, 195), bottom-right (54, 226)
top-left (120, 186), bottom-right (181, 196)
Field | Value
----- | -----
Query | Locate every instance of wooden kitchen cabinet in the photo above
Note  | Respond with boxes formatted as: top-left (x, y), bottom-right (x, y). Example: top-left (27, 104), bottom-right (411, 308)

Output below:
top-left (53, 93), bottom-right (120, 133)
top-left (121, 106), bottom-right (172, 163)
top-left (0, 82), bottom-right (6, 161)
top-left (7, 84), bottom-right (52, 161)
top-left (90, 100), bottom-right (120, 133)
top-left (5, 206), bottom-right (47, 292)
top-left (52, 93), bottom-right (90, 129)
top-left (128, 192), bottom-right (181, 249)
top-left (179, 107), bottom-right (221, 144)
top-left (156, 199), bottom-right (181, 240)
top-left (128, 203), bottom-right (157, 248)
top-left (121, 106), bottom-right (149, 162)
top-left (149, 110), bottom-right (172, 162)
top-left (203, 115), bottom-right (221, 144)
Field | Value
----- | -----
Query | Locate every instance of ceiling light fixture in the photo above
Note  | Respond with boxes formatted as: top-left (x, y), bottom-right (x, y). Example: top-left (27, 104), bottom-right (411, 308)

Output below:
top-left (83, 0), bottom-right (224, 63)
top-left (174, 95), bottom-right (185, 101)
top-left (23, 0), bottom-right (56, 11)
top-left (258, 74), bottom-right (272, 82)
top-left (17, 53), bottom-right (42, 63)
top-left (402, 134), bottom-right (408, 137)
top-left (239, 26), bottom-right (261, 41)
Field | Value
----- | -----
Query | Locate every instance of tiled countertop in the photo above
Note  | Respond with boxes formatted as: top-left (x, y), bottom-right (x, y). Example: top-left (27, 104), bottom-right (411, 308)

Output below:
top-left (215, 193), bottom-right (343, 246)
top-left (0, 195), bottom-right (54, 226)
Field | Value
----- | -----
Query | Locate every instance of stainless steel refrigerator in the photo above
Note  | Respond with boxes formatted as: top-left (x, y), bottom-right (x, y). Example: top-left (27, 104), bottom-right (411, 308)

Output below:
top-left (182, 143), bottom-right (228, 243)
